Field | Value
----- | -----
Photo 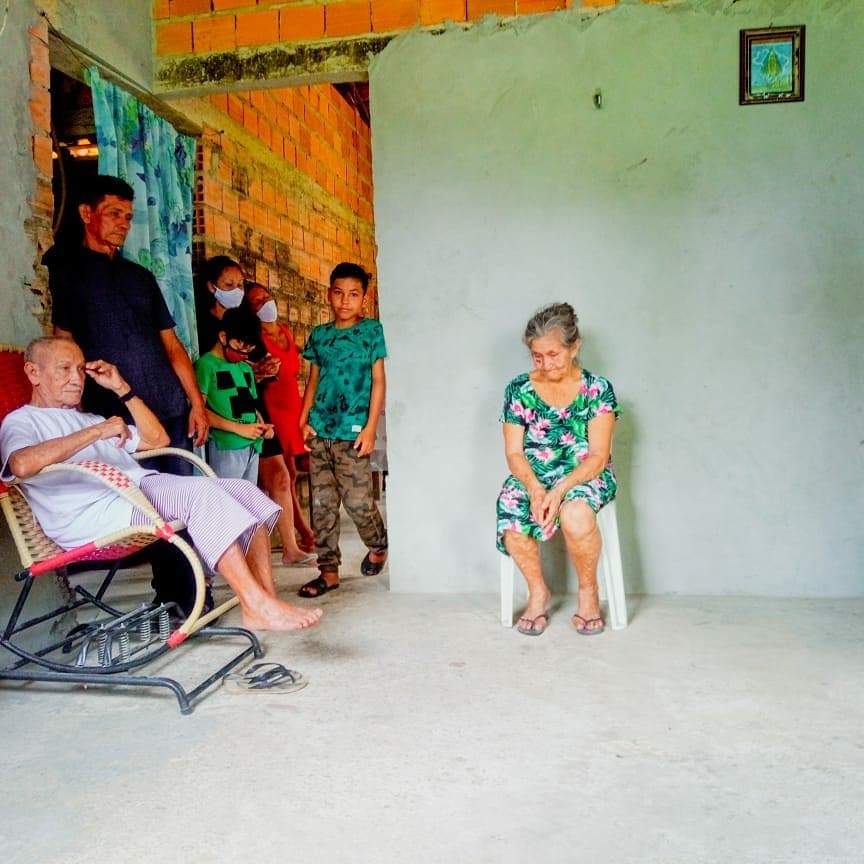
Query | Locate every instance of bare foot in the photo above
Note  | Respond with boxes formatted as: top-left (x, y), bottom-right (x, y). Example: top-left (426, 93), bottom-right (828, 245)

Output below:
top-left (242, 600), bottom-right (323, 631)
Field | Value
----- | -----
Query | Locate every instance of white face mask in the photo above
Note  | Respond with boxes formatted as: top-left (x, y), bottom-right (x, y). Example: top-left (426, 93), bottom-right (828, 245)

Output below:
top-left (256, 300), bottom-right (278, 323)
top-left (214, 286), bottom-right (244, 309)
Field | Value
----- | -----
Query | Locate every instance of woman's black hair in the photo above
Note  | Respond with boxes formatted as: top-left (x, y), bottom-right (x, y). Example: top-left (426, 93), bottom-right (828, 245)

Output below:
top-left (202, 255), bottom-right (242, 286)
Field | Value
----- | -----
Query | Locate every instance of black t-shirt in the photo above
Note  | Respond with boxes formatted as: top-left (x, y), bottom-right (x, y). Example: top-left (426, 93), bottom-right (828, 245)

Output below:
top-left (43, 244), bottom-right (188, 421)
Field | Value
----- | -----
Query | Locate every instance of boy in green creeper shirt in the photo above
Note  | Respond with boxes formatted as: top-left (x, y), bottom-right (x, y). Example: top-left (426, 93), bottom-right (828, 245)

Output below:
top-left (297, 262), bottom-right (388, 597)
top-left (195, 307), bottom-right (274, 483)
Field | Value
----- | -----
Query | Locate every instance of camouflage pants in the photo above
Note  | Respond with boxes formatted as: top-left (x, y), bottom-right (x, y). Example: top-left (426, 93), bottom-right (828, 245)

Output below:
top-left (309, 437), bottom-right (388, 573)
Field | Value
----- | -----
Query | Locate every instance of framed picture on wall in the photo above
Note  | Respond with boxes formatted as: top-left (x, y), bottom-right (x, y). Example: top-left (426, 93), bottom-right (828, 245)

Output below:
top-left (739, 25), bottom-right (805, 105)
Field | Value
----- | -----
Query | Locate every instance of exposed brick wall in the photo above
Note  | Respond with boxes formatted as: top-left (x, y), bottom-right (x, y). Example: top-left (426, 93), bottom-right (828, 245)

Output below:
top-left (24, 17), bottom-right (374, 351)
top-left (27, 16), bottom-right (55, 327)
top-left (154, 0), bottom-right (656, 57)
top-left (208, 84), bottom-right (373, 224)
top-left (196, 82), bottom-right (377, 353)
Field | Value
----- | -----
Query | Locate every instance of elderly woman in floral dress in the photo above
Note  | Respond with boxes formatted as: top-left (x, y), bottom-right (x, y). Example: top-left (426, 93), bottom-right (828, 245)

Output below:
top-left (496, 302), bottom-right (620, 637)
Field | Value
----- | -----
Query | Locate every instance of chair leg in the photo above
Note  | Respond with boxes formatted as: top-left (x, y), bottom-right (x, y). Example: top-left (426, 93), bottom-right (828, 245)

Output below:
top-left (597, 501), bottom-right (628, 630)
top-left (500, 553), bottom-right (514, 627)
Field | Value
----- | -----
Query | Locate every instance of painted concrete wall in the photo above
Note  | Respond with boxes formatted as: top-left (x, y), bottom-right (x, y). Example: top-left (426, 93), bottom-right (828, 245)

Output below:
top-left (39, 0), bottom-right (154, 88)
top-left (372, 0), bottom-right (864, 596)
top-left (0, 2), bottom-right (42, 346)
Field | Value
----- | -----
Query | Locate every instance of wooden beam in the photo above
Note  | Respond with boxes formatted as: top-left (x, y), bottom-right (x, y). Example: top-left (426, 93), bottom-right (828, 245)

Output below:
top-left (154, 36), bottom-right (393, 97)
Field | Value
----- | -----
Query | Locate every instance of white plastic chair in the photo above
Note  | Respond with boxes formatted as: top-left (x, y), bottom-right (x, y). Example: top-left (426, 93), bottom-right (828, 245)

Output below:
top-left (499, 499), bottom-right (628, 630)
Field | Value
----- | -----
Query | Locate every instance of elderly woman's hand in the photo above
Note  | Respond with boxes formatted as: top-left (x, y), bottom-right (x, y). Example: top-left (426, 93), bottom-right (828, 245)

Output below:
top-left (530, 485), bottom-right (564, 533)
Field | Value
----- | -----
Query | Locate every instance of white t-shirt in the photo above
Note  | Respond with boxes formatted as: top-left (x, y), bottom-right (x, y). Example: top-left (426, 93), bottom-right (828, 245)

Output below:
top-left (0, 405), bottom-right (156, 550)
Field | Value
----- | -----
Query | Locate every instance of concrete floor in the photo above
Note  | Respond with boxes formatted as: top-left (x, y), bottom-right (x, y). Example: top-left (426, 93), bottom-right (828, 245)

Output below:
top-left (0, 510), bottom-right (861, 864)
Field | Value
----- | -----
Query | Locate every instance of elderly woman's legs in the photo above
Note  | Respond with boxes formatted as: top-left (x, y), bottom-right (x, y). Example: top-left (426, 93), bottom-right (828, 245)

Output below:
top-left (559, 500), bottom-right (604, 633)
top-left (503, 530), bottom-right (551, 629)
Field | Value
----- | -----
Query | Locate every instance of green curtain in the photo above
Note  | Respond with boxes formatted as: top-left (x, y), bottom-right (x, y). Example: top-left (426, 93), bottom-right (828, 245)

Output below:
top-left (88, 67), bottom-right (199, 358)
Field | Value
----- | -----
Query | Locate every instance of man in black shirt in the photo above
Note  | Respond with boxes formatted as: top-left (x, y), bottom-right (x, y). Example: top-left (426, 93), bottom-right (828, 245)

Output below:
top-left (44, 175), bottom-right (207, 450)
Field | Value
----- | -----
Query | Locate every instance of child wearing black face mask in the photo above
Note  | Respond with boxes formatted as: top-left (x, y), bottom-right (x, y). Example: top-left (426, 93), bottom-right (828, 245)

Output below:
top-left (194, 307), bottom-right (275, 483)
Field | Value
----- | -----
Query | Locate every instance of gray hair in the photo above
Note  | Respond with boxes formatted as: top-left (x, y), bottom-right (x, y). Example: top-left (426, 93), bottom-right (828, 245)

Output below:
top-left (24, 336), bottom-right (70, 364)
top-left (523, 302), bottom-right (581, 349)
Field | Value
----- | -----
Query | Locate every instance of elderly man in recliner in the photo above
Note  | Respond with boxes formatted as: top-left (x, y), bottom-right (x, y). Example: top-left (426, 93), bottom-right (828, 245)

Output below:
top-left (0, 337), bottom-right (322, 633)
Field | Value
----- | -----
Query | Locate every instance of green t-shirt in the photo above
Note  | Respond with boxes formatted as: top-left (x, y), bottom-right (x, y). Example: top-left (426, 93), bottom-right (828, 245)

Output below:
top-left (302, 317), bottom-right (387, 441)
top-left (195, 351), bottom-right (262, 452)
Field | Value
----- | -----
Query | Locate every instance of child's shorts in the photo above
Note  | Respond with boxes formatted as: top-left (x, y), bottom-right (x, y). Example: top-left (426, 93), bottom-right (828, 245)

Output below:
top-left (206, 442), bottom-right (259, 484)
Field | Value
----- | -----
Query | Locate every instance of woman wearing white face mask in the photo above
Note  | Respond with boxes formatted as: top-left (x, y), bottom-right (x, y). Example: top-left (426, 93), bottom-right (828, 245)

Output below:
top-left (196, 256), bottom-right (247, 356)
top-left (245, 281), bottom-right (316, 554)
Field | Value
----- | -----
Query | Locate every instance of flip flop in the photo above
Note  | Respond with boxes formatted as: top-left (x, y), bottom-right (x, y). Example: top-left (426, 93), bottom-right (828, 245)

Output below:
top-left (572, 614), bottom-right (605, 636)
top-left (282, 553), bottom-right (317, 567)
top-left (298, 575), bottom-right (340, 598)
top-left (516, 613), bottom-right (549, 636)
top-left (360, 550), bottom-right (387, 576)
top-left (223, 662), bottom-right (308, 694)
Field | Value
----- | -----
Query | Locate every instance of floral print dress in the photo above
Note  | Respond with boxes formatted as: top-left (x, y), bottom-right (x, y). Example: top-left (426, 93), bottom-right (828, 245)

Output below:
top-left (496, 370), bottom-right (620, 554)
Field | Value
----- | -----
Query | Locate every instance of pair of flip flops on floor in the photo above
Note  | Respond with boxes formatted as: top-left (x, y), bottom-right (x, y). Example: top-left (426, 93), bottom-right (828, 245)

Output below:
top-left (297, 551), bottom-right (387, 598)
top-left (516, 613), bottom-right (605, 637)
top-left (223, 662), bottom-right (308, 694)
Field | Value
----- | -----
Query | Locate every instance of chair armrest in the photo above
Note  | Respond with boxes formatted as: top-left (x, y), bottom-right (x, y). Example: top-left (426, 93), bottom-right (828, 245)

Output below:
top-left (37, 460), bottom-right (163, 524)
top-left (132, 447), bottom-right (215, 477)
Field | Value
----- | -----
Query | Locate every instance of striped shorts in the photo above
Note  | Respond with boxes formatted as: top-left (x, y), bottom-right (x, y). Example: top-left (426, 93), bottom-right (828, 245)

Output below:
top-left (132, 474), bottom-right (280, 571)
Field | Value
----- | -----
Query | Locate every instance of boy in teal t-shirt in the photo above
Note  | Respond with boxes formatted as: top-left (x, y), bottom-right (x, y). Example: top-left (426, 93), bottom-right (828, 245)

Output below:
top-left (297, 262), bottom-right (388, 597)
top-left (195, 307), bottom-right (274, 483)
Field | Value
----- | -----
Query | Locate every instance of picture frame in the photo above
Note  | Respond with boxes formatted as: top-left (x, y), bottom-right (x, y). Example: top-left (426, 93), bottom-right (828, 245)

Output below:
top-left (739, 26), bottom-right (805, 105)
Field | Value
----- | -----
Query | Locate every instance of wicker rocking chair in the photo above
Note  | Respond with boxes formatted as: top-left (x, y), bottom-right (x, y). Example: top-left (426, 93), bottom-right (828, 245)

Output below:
top-left (0, 346), bottom-right (263, 714)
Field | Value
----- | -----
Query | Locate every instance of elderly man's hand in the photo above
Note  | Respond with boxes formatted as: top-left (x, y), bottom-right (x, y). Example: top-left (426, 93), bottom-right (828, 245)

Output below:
top-left (95, 416), bottom-right (132, 447)
top-left (84, 360), bottom-right (127, 395)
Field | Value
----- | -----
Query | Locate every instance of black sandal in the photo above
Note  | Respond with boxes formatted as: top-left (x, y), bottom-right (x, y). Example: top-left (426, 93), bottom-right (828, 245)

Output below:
top-left (223, 662), bottom-right (308, 694)
top-left (360, 551), bottom-right (387, 576)
top-left (298, 576), bottom-right (339, 598)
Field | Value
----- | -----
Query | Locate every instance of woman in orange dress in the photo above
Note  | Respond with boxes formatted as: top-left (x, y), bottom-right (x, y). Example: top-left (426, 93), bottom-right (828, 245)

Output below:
top-left (245, 282), bottom-right (315, 552)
